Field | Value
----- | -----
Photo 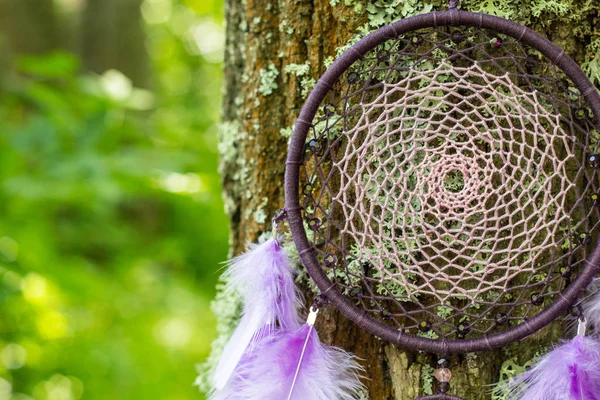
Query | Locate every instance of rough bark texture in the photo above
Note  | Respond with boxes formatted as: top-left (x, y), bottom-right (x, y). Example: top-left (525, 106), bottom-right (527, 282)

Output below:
top-left (218, 0), bottom-right (599, 398)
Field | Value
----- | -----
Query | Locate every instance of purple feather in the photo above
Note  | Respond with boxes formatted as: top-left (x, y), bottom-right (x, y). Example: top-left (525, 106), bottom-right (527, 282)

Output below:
top-left (212, 238), bottom-right (302, 391)
top-left (503, 335), bottom-right (600, 400)
top-left (212, 324), bottom-right (365, 400)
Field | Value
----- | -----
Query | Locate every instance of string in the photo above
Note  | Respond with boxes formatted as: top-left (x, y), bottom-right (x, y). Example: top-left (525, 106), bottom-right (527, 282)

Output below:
top-left (287, 308), bottom-right (319, 400)
top-left (577, 318), bottom-right (587, 336)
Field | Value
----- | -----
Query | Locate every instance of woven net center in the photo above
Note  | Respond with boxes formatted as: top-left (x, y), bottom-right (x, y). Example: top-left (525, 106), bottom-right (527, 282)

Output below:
top-left (336, 61), bottom-right (573, 302)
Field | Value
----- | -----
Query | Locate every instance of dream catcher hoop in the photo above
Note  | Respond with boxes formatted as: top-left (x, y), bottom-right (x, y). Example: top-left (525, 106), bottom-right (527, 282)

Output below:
top-left (210, 1), bottom-right (600, 400)
top-left (285, 3), bottom-right (600, 356)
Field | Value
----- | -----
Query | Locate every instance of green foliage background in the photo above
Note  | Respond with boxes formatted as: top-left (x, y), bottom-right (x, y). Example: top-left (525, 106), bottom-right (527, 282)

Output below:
top-left (0, 1), bottom-right (227, 399)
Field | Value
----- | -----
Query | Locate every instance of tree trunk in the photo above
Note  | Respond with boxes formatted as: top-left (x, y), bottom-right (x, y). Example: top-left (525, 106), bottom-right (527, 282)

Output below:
top-left (0, 0), bottom-right (60, 91)
top-left (79, 0), bottom-right (149, 87)
top-left (0, 0), bottom-right (60, 55)
top-left (216, 1), bottom-right (599, 398)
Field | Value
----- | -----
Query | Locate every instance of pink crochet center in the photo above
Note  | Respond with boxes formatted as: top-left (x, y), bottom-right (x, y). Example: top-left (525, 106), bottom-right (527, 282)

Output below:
top-left (336, 61), bottom-right (573, 303)
top-left (300, 26), bottom-right (600, 339)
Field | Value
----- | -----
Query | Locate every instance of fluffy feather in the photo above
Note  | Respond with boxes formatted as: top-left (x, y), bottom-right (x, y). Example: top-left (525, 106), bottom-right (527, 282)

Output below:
top-left (212, 238), bottom-right (302, 391)
top-left (212, 324), bottom-right (365, 400)
top-left (503, 335), bottom-right (600, 400)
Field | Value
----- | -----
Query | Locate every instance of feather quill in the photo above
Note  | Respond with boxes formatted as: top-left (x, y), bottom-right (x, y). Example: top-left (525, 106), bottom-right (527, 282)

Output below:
top-left (212, 238), bottom-right (302, 391)
top-left (212, 312), bottom-right (365, 400)
top-left (502, 335), bottom-right (600, 400)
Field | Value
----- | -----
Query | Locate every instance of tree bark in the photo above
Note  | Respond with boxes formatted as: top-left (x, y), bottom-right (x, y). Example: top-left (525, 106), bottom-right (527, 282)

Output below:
top-left (218, 1), bottom-right (599, 398)
top-left (0, 0), bottom-right (59, 55)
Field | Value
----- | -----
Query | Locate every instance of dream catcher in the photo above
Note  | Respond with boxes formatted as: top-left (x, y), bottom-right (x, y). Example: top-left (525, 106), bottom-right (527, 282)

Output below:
top-left (210, 0), bottom-right (600, 399)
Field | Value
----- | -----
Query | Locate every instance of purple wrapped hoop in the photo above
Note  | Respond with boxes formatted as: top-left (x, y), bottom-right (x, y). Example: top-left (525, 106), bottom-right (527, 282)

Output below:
top-left (285, 10), bottom-right (600, 354)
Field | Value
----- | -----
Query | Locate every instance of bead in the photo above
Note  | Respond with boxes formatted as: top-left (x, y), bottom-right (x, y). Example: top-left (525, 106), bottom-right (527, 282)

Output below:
top-left (450, 30), bottom-right (465, 43)
top-left (592, 192), bottom-right (600, 206)
top-left (437, 358), bottom-right (449, 368)
top-left (489, 37), bottom-right (502, 47)
top-left (531, 292), bottom-right (543, 306)
top-left (347, 71), bottom-right (360, 84)
top-left (377, 51), bottom-right (389, 62)
top-left (411, 35), bottom-right (423, 46)
top-left (312, 294), bottom-right (330, 309)
top-left (589, 154), bottom-right (600, 168)
top-left (457, 322), bottom-right (470, 336)
top-left (438, 381), bottom-right (450, 394)
top-left (308, 138), bottom-right (322, 152)
top-left (324, 254), bottom-right (338, 267)
top-left (556, 79), bottom-right (569, 91)
top-left (575, 107), bottom-right (588, 119)
top-left (272, 208), bottom-right (287, 225)
top-left (579, 232), bottom-right (592, 246)
top-left (308, 218), bottom-right (321, 231)
top-left (560, 264), bottom-right (572, 277)
top-left (570, 305), bottom-right (582, 318)
top-left (418, 320), bottom-right (431, 332)
top-left (380, 308), bottom-right (392, 320)
top-left (323, 103), bottom-right (336, 116)
top-left (495, 313), bottom-right (508, 325)
top-left (435, 368), bottom-right (452, 383)
top-left (525, 54), bottom-right (539, 69)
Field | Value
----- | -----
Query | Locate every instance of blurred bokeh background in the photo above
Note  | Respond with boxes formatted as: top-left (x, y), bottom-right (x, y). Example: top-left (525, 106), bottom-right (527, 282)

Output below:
top-left (0, 0), bottom-right (227, 399)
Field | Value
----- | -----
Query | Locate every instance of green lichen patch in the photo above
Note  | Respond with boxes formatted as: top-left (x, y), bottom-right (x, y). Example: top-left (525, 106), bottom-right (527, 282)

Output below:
top-left (490, 352), bottom-right (544, 399)
top-left (278, 19), bottom-right (295, 35)
top-left (582, 42), bottom-right (600, 85)
top-left (252, 197), bottom-right (269, 224)
top-left (217, 121), bottom-right (242, 166)
top-left (258, 63), bottom-right (279, 96)
top-left (299, 77), bottom-right (316, 99)
top-left (280, 126), bottom-right (294, 139)
top-left (284, 62), bottom-right (310, 76)
top-left (365, 0), bottom-right (434, 29)
top-left (284, 62), bottom-right (316, 99)
top-left (421, 364), bottom-right (435, 395)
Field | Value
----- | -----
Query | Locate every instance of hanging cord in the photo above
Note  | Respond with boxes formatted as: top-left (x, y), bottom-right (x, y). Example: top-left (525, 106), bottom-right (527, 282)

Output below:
top-left (449, 0), bottom-right (459, 10)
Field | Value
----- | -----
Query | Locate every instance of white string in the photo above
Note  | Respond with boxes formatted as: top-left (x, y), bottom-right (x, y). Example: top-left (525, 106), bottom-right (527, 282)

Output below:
top-left (287, 308), bottom-right (319, 400)
top-left (577, 318), bottom-right (587, 336)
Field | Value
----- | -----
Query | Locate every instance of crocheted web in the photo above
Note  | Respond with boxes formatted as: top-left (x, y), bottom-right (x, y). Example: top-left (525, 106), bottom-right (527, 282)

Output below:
top-left (300, 26), bottom-right (600, 339)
